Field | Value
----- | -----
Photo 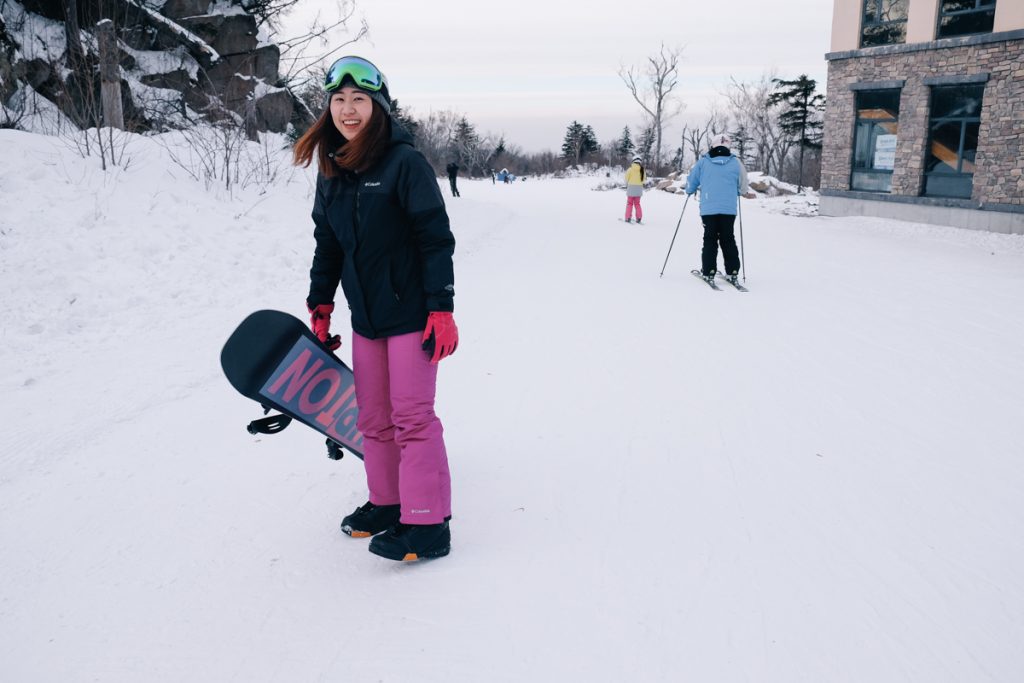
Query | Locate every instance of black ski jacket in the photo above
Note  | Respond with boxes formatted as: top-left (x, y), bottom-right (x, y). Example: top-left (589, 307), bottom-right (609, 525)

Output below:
top-left (307, 121), bottom-right (455, 339)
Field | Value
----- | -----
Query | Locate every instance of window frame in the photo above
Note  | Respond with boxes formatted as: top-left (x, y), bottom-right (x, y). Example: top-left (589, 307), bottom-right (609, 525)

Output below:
top-left (936, 0), bottom-right (997, 39)
top-left (922, 84), bottom-right (985, 199)
top-left (860, 0), bottom-right (909, 48)
top-left (850, 88), bottom-right (902, 193)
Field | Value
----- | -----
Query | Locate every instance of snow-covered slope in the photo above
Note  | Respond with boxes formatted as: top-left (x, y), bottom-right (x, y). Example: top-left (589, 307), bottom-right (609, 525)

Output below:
top-left (2, 129), bottom-right (1023, 682)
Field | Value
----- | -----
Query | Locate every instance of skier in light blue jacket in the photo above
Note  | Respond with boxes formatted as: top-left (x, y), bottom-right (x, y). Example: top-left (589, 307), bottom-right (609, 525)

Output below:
top-left (685, 133), bottom-right (756, 285)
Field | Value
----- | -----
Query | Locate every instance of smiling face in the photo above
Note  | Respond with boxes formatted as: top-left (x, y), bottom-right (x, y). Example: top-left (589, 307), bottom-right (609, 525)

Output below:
top-left (329, 87), bottom-right (375, 142)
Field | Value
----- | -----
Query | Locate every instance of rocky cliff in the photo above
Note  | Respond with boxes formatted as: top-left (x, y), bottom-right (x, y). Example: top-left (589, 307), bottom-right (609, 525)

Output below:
top-left (0, 0), bottom-right (313, 135)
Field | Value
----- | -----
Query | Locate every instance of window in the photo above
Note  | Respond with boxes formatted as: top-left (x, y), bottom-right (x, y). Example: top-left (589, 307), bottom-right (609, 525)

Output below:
top-left (937, 0), bottom-right (996, 39)
top-left (851, 90), bottom-right (900, 192)
top-left (923, 84), bottom-right (985, 199)
top-left (861, 0), bottom-right (909, 47)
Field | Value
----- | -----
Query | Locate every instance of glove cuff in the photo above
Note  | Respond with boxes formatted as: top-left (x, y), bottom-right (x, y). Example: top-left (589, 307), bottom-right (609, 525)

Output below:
top-left (308, 302), bottom-right (335, 317)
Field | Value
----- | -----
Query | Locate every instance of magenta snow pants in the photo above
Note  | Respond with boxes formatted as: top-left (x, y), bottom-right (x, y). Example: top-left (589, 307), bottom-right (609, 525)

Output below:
top-left (625, 196), bottom-right (642, 221)
top-left (352, 330), bottom-right (451, 524)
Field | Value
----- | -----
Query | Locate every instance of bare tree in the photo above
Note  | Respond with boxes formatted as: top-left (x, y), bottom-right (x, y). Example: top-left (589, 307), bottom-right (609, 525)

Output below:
top-left (412, 109), bottom-right (461, 172)
top-left (244, 0), bottom-right (301, 29)
top-left (275, 1), bottom-right (368, 85)
top-left (1, 10), bottom-right (26, 129)
top-left (723, 72), bottom-right (794, 178)
top-left (159, 121), bottom-right (246, 192)
top-left (683, 109), bottom-right (727, 168)
top-left (61, 0), bottom-right (86, 71)
top-left (618, 43), bottom-right (683, 175)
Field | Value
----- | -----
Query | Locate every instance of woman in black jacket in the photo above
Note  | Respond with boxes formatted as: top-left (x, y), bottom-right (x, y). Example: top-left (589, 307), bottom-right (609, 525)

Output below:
top-left (293, 56), bottom-right (457, 562)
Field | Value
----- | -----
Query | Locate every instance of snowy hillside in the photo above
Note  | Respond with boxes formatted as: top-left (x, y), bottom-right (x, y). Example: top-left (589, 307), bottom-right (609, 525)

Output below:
top-left (1, 129), bottom-right (1023, 682)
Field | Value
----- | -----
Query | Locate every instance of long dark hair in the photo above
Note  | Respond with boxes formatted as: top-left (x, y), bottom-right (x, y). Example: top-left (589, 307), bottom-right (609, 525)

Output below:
top-left (293, 98), bottom-right (391, 177)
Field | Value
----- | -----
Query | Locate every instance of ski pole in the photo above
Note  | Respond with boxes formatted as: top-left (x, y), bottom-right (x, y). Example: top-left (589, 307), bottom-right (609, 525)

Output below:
top-left (659, 193), bottom-right (690, 278)
top-left (738, 198), bottom-right (747, 282)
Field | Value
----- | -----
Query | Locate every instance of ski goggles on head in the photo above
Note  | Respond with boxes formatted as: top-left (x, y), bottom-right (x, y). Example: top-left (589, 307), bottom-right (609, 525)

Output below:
top-left (323, 56), bottom-right (387, 94)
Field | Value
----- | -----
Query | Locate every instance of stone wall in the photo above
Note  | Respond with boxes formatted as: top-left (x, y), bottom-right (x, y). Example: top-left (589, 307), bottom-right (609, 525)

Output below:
top-left (822, 35), bottom-right (1024, 207)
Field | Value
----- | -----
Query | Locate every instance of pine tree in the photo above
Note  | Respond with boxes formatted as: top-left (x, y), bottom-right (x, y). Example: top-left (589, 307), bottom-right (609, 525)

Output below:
top-left (584, 124), bottom-right (598, 157)
top-left (490, 135), bottom-right (507, 169)
top-left (730, 123), bottom-right (754, 168)
top-left (561, 120), bottom-right (599, 166)
top-left (670, 144), bottom-right (685, 171)
top-left (390, 99), bottom-right (419, 143)
top-left (614, 126), bottom-right (634, 162)
top-left (637, 126), bottom-right (656, 163)
top-left (450, 116), bottom-right (481, 169)
top-left (767, 75), bottom-right (825, 191)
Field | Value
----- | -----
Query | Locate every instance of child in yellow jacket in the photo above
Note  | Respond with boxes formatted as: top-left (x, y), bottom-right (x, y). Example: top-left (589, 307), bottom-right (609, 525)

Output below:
top-left (624, 156), bottom-right (645, 223)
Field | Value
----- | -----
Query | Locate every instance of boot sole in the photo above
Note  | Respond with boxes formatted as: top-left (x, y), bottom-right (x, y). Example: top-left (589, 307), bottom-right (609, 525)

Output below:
top-left (342, 528), bottom-right (372, 538)
top-left (369, 544), bottom-right (451, 562)
top-left (341, 524), bottom-right (393, 538)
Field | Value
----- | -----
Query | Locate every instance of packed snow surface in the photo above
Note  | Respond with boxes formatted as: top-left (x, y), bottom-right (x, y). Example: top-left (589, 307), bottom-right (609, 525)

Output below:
top-left (1, 129), bottom-right (1023, 682)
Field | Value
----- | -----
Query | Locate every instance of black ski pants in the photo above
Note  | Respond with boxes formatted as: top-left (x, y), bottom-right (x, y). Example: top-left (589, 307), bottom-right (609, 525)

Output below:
top-left (700, 213), bottom-right (740, 276)
top-left (448, 175), bottom-right (460, 197)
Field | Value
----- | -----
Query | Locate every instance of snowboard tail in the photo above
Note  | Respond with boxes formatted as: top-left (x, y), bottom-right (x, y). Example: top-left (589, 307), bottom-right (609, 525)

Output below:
top-left (221, 310), bottom-right (364, 459)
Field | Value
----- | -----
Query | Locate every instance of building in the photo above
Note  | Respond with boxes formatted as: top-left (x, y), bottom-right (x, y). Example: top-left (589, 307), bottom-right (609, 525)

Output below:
top-left (821, 0), bottom-right (1024, 234)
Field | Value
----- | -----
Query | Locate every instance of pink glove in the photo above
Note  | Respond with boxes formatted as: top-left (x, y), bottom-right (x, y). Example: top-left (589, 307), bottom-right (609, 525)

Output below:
top-left (307, 302), bottom-right (341, 351)
top-left (421, 311), bottom-right (458, 364)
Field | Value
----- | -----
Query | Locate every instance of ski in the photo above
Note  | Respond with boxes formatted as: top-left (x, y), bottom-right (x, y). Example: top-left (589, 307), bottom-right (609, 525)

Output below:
top-left (691, 269), bottom-right (722, 290)
top-left (716, 273), bottom-right (749, 292)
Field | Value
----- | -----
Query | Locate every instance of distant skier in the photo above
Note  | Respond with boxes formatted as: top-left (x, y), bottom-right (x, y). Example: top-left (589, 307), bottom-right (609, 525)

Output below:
top-left (624, 155), bottom-right (645, 224)
top-left (685, 133), bottom-right (757, 285)
top-left (446, 161), bottom-right (461, 197)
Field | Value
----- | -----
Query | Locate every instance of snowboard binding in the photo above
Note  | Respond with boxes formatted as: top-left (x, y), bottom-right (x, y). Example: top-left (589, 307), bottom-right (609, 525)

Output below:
top-left (246, 406), bottom-right (293, 435)
top-left (246, 405), bottom-right (348, 460)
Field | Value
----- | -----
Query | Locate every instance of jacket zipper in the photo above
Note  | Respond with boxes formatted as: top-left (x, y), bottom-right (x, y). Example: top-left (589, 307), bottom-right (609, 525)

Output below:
top-left (352, 182), bottom-right (377, 337)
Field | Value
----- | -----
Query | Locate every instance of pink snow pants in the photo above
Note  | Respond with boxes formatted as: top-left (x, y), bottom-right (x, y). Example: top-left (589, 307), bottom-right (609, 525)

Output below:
top-left (625, 196), bottom-right (643, 221)
top-left (352, 330), bottom-right (451, 524)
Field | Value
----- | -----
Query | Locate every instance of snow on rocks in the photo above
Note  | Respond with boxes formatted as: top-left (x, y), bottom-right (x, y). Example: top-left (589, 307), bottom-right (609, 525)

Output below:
top-left (760, 192), bottom-right (820, 217)
top-left (748, 172), bottom-right (799, 196)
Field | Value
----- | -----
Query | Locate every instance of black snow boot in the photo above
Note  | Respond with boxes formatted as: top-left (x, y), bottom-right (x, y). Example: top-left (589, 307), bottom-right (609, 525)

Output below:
top-left (340, 501), bottom-right (401, 538)
top-left (368, 520), bottom-right (451, 561)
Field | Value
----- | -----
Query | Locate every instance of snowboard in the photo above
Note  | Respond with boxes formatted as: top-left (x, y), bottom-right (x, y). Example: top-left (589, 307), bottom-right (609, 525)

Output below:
top-left (221, 309), bottom-right (364, 459)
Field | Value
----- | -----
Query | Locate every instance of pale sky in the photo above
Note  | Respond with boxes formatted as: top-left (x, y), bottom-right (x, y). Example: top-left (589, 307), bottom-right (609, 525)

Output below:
top-left (278, 0), bottom-right (834, 153)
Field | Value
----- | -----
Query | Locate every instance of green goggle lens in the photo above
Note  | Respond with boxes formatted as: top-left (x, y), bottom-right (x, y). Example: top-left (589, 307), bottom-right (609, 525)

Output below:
top-left (323, 57), bottom-right (385, 93)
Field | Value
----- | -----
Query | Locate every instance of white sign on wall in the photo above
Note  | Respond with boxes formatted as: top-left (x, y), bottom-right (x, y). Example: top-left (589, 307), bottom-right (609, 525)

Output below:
top-left (874, 134), bottom-right (897, 170)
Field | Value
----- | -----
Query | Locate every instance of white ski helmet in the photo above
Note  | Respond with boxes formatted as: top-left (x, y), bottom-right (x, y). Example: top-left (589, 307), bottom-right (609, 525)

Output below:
top-left (710, 133), bottom-right (731, 148)
top-left (631, 155), bottom-right (642, 163)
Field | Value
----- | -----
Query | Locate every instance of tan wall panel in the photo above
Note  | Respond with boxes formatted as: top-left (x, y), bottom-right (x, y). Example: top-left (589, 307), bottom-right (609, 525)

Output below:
top-left (831, 0), bottom-right (862, 51)
top-left (995, 0), bottom-right (1024, 32)
top-left (907, 0), bottom-right (939, 43)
